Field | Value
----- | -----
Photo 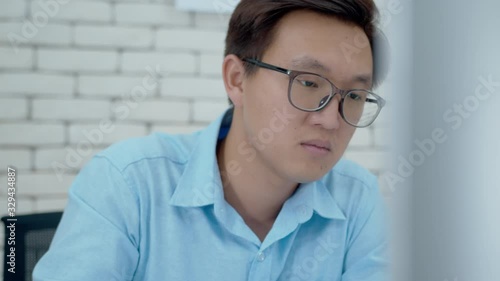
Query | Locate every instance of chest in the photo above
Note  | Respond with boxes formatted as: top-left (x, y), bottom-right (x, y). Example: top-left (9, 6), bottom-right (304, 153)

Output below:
top-left (133, 209), bottom-right (347, 281)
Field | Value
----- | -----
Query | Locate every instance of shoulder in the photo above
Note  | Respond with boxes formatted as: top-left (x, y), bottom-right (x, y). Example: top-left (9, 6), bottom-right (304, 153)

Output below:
top-left (95, 131), bottom-right (202, 173)
top-left (321, 158), bottom-right (380, 208)
top-left (327, 158), bottom-right (378, 189)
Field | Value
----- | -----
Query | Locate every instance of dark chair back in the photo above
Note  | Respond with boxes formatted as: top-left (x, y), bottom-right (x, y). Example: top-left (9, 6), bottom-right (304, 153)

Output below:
top-left (2, 212), bottom-right (63, 281)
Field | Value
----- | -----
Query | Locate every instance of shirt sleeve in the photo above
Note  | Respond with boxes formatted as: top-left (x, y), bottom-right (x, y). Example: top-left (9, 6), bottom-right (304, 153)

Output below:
top-left (341, 178), bottom-right (391, 281)
top-left (33, 155), bottom-right (140, 281)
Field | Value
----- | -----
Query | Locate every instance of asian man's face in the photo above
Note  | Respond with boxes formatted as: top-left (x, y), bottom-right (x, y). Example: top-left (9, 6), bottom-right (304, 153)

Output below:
top-left (237, 10), bottom-right (373, 183)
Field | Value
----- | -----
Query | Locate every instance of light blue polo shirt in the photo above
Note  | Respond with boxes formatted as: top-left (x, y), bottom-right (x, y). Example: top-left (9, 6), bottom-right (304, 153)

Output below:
top-left (33, 108), bottom-right (390, 281)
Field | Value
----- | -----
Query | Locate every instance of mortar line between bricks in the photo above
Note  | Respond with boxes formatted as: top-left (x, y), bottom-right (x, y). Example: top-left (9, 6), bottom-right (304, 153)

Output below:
top-left (188, 11), bottom-right (196, 27)
top-left (30, 146), bottom-right (36, 172)
top-left (27, 96), bottom-right (33, 120)
top-left (32, 46), bottom-right (39, 71)
top-left (64, 121), bottom-right (70, 147)
top-left (150, 26), bottom-right (158, 51)
top-left (188, 99), bottom-right (194, 124)
top-left (369, 126), bottom-right (375, 148)
top-left (110, 1), bottom-right (117, 25)
top-left (145, 122), bottom-right (152, 134)
top-left (25, 0), bottom-right (31, 19)
top-left (74, 73), bottom-right (79, 97)
top-left (116, 49), bottom-right (123, 74)
top-left (70, 22), bottom-right (76, 47)
top-left (194, 51), bottom-right (201, 77)
top-left (30, 45), bottom-right (37, 71)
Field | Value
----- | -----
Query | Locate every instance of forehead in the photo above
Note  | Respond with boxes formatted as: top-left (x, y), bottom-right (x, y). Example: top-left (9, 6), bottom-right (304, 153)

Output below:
top-left (263, 10), bottom-right (373, 87)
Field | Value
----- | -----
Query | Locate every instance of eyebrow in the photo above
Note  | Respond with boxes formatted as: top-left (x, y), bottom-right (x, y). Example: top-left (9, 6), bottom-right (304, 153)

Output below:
top-left (290, 57), bottom-right (331, 73)
top-left (351, 74), bottom-right (373, 88)
top-left (290, 56), bottom-right (373, 88)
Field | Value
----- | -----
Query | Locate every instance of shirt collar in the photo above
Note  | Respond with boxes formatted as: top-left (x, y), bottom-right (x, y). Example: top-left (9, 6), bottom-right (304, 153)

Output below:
top-left (169, 108), bottom-right (346, 221)
top-left (286, 180), bottom-right (346, 221)
top-left (169, 108), bottom-right (231, 207)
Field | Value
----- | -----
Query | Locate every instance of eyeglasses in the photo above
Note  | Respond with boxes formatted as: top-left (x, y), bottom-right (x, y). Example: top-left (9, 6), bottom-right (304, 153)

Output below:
top-left (242, 58), bottom-right (386, 128)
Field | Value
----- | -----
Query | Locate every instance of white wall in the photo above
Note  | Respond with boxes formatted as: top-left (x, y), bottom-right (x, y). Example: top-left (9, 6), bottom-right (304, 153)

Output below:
top-left (0, 0), bottom-right (391, 215)
top-left (0, 0), bottom-right (392, 264)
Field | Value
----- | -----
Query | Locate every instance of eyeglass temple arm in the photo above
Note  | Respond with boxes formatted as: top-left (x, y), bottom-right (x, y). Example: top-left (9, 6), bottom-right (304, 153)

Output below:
top-left (242, 58), bottom-right (290, 75)
top-left (366, 97), bottom-right (386, 108)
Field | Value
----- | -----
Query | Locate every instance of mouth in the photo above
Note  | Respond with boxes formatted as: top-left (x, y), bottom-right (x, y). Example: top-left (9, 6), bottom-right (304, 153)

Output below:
top-left (300, 140), bottom-right (331, 156)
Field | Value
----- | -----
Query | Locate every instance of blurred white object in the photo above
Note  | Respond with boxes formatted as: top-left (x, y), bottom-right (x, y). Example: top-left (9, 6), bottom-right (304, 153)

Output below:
top-left (175, 0), bottom-right (236, 13)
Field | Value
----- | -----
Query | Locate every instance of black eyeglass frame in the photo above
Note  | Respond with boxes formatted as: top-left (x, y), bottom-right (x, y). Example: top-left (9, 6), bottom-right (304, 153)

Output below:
top-left (242, 58), bottom-right (386, 128)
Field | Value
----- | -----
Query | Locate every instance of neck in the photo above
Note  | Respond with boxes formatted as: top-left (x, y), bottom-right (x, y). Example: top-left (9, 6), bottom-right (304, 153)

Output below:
top-left (216, 111), bottom-right (298, 239)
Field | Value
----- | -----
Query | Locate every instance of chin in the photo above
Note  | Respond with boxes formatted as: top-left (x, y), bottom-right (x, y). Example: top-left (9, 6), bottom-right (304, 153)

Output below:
top-left (289, 160), bottom-right (338, 183)
top-left (290, 169), bottom-right (330, 184)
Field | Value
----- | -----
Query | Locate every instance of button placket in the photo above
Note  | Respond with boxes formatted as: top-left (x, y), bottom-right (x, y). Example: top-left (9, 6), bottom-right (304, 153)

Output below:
top-left (248, 247), bottom-right (273, 281)
top-left (256, 251), bottom-right (266, 262)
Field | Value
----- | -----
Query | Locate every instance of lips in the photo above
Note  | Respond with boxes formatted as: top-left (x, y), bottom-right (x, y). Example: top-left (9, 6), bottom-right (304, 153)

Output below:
top-left (300, 140), bottom-right (331, 151)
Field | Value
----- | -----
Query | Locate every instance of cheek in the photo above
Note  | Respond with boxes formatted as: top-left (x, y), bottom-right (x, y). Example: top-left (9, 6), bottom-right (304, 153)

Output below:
top-left (337, 125), bottom-right (356, 150)
top-left (245, 73), bottom-right (290, 108)
top-left (243, 79), bottom-right (295, 139)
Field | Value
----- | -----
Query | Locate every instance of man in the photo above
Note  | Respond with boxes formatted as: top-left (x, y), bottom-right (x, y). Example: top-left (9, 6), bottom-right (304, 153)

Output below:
top-left (34, 0), bottom-right (389, 280)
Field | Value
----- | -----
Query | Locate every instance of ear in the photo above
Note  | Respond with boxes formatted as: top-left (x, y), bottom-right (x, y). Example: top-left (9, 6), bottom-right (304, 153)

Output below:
top-left (222, 54), bottom-right (245, 108)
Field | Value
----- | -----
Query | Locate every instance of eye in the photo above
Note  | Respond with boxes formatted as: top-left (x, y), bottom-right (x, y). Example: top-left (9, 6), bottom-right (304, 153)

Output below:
top-left (298, 80), bottom-right (318, 88)
top-left (347, 92), bottom-right (362, 101)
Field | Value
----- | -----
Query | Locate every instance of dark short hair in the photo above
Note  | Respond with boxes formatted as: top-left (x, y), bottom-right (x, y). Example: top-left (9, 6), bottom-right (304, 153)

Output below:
top-left (224, 0), bottom-right (388, 89)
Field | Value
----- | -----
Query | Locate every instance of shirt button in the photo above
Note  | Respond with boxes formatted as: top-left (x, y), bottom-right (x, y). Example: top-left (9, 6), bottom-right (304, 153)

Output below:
top-left (257, 251), bottom-right (266, 262)
top-left (296, 205), bottom-right (310, 223)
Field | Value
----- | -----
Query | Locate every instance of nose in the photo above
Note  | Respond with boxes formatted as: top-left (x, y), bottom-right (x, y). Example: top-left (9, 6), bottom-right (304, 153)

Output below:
top-left (309, 94), bottom-right (342, 130)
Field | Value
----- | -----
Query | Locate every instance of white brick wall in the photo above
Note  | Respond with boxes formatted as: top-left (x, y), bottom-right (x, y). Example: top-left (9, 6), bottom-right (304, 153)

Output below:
top-left (375, 127), bottom-right (391, 147)
top-left (350, 127), bottom-right (373, 147)
top-left (114, 99), bottom-right (190, 122)
top-left (121, 51), bottom-right (196, 74)
top-left (78, 75), bottom-right (146, 97)
top-left (0, 73), bottom-right (74, 96)
top-left (32, 99), bottom-right (111, 120)
top-left (37, 49), bottom-right (119, 72)
top-left (344, 150), bottom-right (388, 172)
top-left (30, 0), bottom-right (112, 23)
top-left (0, 173), bottom-right (75, 196)
top-left (27, 24), bottom-right (73, 46)
top-left (68, 123), bottom-right (148, 145)
top-left (115, 3), bottom-right (191, 26)
top-left (193, 100), bottom-right (228, 122)
top-left (200, 53), bottom-right (223, 76)
top-left (34, 146), bottom-right (102, 171)
top-left (152, 124), bottom-right (205, 135)
top-left (161, 77), bottom-right (226, 98)
top-left (194, 13), bottom-right (230, 30)
top-left (0, 46), bottom-right (34, 69)
top-left (0, 149), bottom-right (31, 170)
top-left (0, 22), bottom-right (73, 46)
top-left (156, 29), bottom-right (226, 51)
top-left (75, 25), bottom-right (153, 48)
top-left (0, 196), bottom-right (34, 215)
top-left (0, 0), bottom-right (26, 19)
top-left (34, 197), bottom-right (68, 213)
top-left (0, 0), bottom-right (389, 224)
top-left (0, 98), bottom-right (28, 119)
top-left (0, 123), bottom-right (65, 145)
